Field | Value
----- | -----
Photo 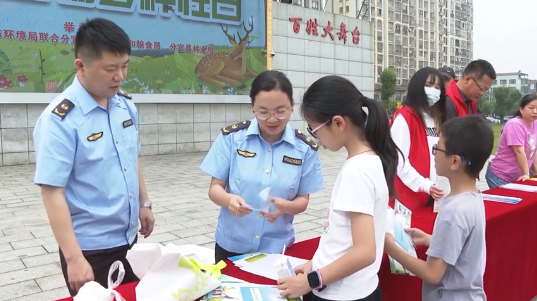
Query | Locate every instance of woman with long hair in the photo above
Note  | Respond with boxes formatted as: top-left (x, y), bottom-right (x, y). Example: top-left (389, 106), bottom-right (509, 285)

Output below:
top-left (486, 94), bottom-right (537, 188)
top-left (390, 67), bottom-right (447, 211)
top-left (277, 75), bottom-right (400, 301)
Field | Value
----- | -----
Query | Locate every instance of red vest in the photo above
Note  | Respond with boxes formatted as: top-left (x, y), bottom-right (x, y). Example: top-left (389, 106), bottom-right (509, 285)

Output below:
top-left (446, 79), bottom-right (476, 116)
top-left (390, 106), bottom-right (431, 211)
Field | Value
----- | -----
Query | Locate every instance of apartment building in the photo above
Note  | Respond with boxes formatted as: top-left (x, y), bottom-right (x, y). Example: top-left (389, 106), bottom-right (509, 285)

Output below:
top-left (493, 71), bottom-right (531, 94)
top-left (282, 0), bottom-right (474, 101)
top-left (529, 79), bottom-right (536, 95)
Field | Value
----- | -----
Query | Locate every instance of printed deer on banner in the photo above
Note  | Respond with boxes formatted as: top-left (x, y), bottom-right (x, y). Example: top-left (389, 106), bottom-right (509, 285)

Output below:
top-left (194, 17), bottom-right (256, 89)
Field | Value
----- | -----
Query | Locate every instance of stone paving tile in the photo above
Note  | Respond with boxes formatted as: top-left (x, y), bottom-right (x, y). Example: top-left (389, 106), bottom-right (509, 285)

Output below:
top-left (0, 150), bottom-right (493, 301)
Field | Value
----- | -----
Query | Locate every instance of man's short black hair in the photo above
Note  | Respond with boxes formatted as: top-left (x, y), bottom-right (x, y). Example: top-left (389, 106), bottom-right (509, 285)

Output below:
top-left (441, 115), bottom-right (493, 178)
top-left (74, 18), bottom-right (131, 60)
top-left (463, 59), bottom-right (496, 80)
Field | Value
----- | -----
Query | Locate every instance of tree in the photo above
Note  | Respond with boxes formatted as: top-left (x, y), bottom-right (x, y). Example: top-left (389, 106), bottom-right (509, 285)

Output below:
top-left (493, 87), bottom-right (521, 120)
top-left (477, 92), bottom-right (495, 116)
top-left (379, 68), bottom-right (396, 101)
top-left (507, 88), bottom-right (524, 117)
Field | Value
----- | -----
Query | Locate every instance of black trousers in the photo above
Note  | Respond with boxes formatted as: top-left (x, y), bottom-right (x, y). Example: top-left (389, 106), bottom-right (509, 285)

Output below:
top-left (215, 242), bottom-right (244, 263)
top-left (305, 285), bottom-right (381, 301)
top-left (59, 238), bottom-right (139, 296)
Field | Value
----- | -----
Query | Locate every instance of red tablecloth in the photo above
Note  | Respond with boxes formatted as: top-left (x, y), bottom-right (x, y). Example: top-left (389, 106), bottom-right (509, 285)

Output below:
top-left (53, 182), bottom-right (537, 301)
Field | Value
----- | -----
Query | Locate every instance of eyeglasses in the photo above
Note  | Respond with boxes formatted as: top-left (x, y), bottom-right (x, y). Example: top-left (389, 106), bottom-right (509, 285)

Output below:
top-left (254, 109), bottom-right (290, 120)
top-left (432, 144), bottom-right (472, 165)
top-left (307, 121), bottom-right (329, 138)
top-left (431, 144), bottom-right (446, 155)
top-left (470, 76), bottom-right (488, 93)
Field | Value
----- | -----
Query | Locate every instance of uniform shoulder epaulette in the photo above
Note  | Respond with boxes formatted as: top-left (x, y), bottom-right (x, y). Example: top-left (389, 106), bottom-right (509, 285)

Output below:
top-left (221, 120), bottom-right (251, 135)
top-left (295, 129), bottom-right (319, 151)
top-left (51, 98), bottom-right (75, 120)
top-left (117, 89), bottom-right (132, 100)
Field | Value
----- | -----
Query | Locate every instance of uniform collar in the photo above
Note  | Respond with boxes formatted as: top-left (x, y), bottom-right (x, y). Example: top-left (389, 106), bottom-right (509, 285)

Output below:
top-left (245, 118), bottom-right (296, 146)
top-left (72, 76), bottom-right (125, 115)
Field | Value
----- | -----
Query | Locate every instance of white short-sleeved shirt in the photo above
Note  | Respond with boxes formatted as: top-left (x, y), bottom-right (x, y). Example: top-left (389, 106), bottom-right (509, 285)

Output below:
top-left (311, 154), bottom-right (389, 300)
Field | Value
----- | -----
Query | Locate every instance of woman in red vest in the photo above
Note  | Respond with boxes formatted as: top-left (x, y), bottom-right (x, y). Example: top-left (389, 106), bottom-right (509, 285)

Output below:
top-left (390, 67), bottom-right (447, 211)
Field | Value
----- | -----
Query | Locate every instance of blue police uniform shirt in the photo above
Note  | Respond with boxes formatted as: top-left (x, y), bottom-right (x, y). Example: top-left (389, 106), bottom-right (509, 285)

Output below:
top-left (199, 118), bottom-right (324, 254)
top-left (33, 76), bottom-right (140, 251)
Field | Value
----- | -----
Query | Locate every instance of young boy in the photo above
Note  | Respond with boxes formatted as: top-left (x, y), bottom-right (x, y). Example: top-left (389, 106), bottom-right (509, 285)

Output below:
top-left (384, 115), bottom-right (493, 301)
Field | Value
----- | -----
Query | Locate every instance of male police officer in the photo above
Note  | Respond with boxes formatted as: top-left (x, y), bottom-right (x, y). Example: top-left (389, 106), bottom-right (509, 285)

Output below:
top-left (33, 18), bottom-right (155, 296)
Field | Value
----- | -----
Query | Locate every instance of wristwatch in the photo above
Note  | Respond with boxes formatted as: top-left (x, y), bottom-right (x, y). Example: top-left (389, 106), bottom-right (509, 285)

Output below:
top-left (140, 201), bottom-right (152, 209)
top-left (307, 270), bottom-right (325, 291)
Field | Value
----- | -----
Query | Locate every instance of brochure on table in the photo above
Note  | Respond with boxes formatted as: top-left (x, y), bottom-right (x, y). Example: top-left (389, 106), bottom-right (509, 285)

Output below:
top-left (232, 253), bottom-right (308, 281)
top-left (204, 283), bottom-right (301, 301)
top-left (501, 183), bottom-right (537, 193)
top-left (386, 201), bottom-right (417, 275)
top-left (482, 193), bottom-right (522, 204)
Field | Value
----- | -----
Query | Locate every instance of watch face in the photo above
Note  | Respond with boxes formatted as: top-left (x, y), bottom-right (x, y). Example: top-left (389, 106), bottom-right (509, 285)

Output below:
top-left (307, 271), bottom-right (320, 289)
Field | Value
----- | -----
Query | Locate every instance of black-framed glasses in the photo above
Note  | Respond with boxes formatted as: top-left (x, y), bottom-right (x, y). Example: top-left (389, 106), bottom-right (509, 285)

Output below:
top-left (432, 144), bottom-right (472, 165)
top-left (431, 144), bottom-right (445, 155)
top-left (254, 109), bottom-right (290, 120)
top-left (470, 76), bottom-right (487, 93)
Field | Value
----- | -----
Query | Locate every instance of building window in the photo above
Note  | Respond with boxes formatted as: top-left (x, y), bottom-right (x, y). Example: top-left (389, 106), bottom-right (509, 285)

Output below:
top-left (346, 5), bottom-right (349, 12)
top-left (500, 80), bottom-right (507, 85)
top-left (509, 79), bottom-right (516, 84)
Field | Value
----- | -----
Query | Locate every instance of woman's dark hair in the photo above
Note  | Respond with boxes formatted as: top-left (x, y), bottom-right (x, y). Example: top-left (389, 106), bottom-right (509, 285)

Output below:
top-left (512, 94), bottom-right (537, 118)
top-left (300, 75), bottom-right (401, 197)
top-left (404, 67), bottom-right (446, 127)
top-left (250, 70), bottom-right (293, 105)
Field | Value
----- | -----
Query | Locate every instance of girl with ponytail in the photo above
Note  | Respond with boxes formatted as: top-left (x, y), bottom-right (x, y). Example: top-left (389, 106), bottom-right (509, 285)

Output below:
top-left (277, 75), bottom-right (401, 301)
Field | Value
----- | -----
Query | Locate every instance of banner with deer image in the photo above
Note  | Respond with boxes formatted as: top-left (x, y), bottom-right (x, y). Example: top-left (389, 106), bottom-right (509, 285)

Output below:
top-left (0, 0), bottom-right (267, 95)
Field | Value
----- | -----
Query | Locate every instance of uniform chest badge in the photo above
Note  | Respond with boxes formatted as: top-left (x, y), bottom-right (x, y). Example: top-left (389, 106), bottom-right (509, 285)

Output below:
top-left (87, 132), bottom-right (103, 142)
top-left (237, 149), bottom-right (256, 158)
top-left (123, 119), bottom-right (133, 128)
top-left (282, 155), bottom-right (302, 166)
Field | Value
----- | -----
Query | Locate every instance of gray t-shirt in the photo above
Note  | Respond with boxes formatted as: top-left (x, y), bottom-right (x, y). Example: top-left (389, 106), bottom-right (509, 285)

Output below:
top-left (422, 192), bottom-right (487, 301)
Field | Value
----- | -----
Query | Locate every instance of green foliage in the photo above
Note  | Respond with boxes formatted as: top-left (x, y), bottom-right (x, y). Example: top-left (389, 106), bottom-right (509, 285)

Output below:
top-left (477, 92), bottom-right (495, 116)
top-left (0, 48), bottom-right (12, 75)
top-left (382, 99), bottom-right (397, 115)
top-left (493, 86), bottom-right (522, 119)
top-left (507, 89), bottom-right (523, 114)
top-left (379, 68), bottom-right (396, 101)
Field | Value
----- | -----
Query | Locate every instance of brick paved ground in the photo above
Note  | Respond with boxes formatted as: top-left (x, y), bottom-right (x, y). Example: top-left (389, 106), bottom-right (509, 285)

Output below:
top-left (0, 150), bottom-right (496, 300)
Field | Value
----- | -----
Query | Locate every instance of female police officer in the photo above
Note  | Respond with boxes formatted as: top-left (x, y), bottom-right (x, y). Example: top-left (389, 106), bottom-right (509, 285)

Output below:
top-left (200, 70), bottom-right (324, 262)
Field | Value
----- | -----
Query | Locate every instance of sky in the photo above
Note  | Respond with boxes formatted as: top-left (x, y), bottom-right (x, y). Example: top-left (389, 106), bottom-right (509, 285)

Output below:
top-left (473, 0), bottom-right (537, 78)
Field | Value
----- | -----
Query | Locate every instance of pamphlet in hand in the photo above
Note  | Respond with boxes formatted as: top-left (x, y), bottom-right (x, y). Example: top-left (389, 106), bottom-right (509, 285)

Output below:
top-left (433, 176), bottom-right (451, 213)
top-left (248, 187), bottom-right (273, 213)
top-left (204, 283), bottom-right (301, 301)
top-left (386, 200), bottom-right (417, 275)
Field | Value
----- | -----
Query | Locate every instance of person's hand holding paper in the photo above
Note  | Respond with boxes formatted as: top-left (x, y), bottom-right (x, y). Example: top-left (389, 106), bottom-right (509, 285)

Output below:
top-left (227, 195), bottom-right (252, 217)
top-left (263, 197), bottom-right (288, 223)
top-left (255, 187), bottom-right (289, 223)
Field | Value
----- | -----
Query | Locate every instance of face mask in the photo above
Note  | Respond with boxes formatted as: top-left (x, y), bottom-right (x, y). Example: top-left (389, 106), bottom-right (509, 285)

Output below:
top-left (424, 86), bottom-right (441, 106)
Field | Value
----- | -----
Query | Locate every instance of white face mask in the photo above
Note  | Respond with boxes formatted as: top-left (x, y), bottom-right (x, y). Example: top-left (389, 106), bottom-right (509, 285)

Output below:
top-left (424, 86), bottom-right (441, 106)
